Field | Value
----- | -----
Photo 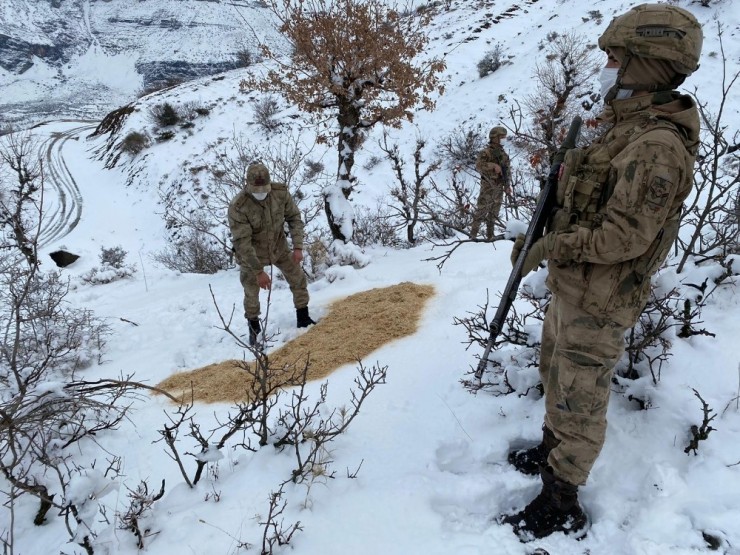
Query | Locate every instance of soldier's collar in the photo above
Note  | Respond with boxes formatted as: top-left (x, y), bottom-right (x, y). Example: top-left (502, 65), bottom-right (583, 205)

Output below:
top-left (609, 94), bottom-right (656, 122)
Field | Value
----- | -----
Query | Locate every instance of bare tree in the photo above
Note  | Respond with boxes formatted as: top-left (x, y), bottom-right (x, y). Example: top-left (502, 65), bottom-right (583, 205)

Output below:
top-left (676, 24), bottom-right (740, 273)
top-left (379, 131), bottom-right (440, 244)
top-left (242, 0), bottom-right (445, 242)
top-left (0, 132), bottom-right (43, 266)
top-left (0, 132), bottom-right (158, 554)
top-left (509, 32), bottom-right (600, 187)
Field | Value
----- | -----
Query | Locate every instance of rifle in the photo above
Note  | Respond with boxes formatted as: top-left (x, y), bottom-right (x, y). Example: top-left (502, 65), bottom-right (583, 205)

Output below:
top-left (474, 116), bottom-right (582, 383)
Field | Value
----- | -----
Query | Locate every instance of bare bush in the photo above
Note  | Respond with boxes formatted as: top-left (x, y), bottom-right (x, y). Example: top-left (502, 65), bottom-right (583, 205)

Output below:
top-left (80, 245), bottom-right (137, 285)
top-left (180, 101), bottom-right (211, 121)
top-left (508, 31), bottom-right (599, 187)
top-left (0, 134), bottom-right (155, 553)
top-left (477, 43), bottom-right (508, 78)
top-left (253, 95), bottom-right (282, 133)
top-left (435, 123), bottom-right (486, 173)
top-left (117, 480), bottom-right (166, 550)
top-left (379, 131), bottom-right (440, 244)
top-left (684, 389), bottom-right (717, 455)
top-left (353, 203), bottom-right (402, 248)
top-left (456, 287), bottom-right (547, 396)
top-left (148, 102), bottom-right (181, 127)
top-left (154, 290), bottom-right (388, 550)
top-left (120, 131), bottom-right (150, 155)
top-left (152, 223), bottom-right (232, 274)
top-left (235, 48), bottom-right (256, 68)
top-left (677, 24), bottom-right (740, 273)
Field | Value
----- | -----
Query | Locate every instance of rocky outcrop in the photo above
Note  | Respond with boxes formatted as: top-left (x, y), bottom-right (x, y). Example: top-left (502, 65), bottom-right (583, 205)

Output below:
top-left (0, 34), bottom-right (68, 73)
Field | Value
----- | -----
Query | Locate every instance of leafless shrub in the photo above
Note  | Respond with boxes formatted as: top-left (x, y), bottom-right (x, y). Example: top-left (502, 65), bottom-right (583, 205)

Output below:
top-left (180, 101), bottom-right (211, 121)
top-left (457, 287), bottom-right (548, 396)
top-left (352, 202), bottom-right (402, 248)
top-left (117, 480), bottom-right (166, 550)
top-left (0, 134), bottom-right (158, 553)
top-left (235, 48), bottom-right (256, 68)
top-left (684, 389), bottom-right (717, 455)
top-left (379, 132), bottom-right (440, 244)
top-left (148, 102), bottom-right (181, 127)
top-left (508, 31), bottom-right (600, 188)
top-left (156, 289), bottom-right (387, 550)
top-left (677, 24), bottom-right (740, 274)
top-left (253, 95), bottom-right (282, 133)
top-left (80, 245), bottom-right (138, 285)
top-left (152, 223), bottom-right (231, 274)
top-left (120, 131), bottom-right (150, 155)
top-left (259, 486), bottom-right (303, 554)
top-left (477, 43), bottom-right (508, 78)
top-left (155, 130), bottom-right (175, 142)
top-left (417, 167), bottom-right (478, 243)
top-left (435, 123), bottom-right (486, 173)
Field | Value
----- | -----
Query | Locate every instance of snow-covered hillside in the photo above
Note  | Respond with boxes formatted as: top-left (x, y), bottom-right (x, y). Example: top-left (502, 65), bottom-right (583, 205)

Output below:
top-left (2, 0), bottom-right (740, 554)
top-left (0, 0), bottom-right (285, 128)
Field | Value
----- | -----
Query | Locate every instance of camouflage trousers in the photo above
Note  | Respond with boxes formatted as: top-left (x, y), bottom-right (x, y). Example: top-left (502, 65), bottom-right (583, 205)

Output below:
top-left (470, 180), bottom-right (504, 239)
top-left (540, 294), bottom-right (629, 486)
top-left (239, 248), bottom-right (309, 320)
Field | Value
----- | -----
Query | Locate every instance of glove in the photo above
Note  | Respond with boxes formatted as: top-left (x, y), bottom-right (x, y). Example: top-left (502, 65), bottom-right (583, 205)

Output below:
top-left (510, 234), bottom-right (525, 266)
top-left (512, 233), bottom-right (557, 277)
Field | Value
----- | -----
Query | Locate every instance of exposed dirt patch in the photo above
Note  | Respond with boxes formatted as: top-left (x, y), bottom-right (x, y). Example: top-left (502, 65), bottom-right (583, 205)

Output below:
top-left (157, 282), bottom-right (435, 404)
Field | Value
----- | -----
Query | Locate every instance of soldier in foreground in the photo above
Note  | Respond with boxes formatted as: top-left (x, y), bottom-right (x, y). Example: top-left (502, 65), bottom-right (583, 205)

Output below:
top-left (228, 163), bottom-right (315, 346)
top-left (471, 126), bottom-right (511, 239)
top-left (502, 4), bottom-right (703, 540)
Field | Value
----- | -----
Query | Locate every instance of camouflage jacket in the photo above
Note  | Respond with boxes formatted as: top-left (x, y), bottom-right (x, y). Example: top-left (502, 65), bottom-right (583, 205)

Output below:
top-left (476, 143), bottom-right (510, 185)
top-left (227, 183), bottom-right (304, 273)
top-left (546, 93), bottom-right (699, 326)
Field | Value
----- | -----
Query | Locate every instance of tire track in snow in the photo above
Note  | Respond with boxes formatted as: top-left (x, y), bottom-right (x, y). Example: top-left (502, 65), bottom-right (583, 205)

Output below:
top-left (38, 124), bottom-right (97, 247)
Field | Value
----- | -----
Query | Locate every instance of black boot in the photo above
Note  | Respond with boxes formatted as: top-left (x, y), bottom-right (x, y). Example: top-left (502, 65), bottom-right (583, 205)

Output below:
top-left (501, 466), bottom-right (588, 541)
top-left (296, 307), bottom-right (315, 328)
top-left (248, 318), bottom-right (261, 347)
top-left (508, 426), bottom-right (560, 476)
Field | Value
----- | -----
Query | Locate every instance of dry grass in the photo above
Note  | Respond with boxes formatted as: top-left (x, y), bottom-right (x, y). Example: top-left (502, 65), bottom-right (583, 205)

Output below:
top-left (156, 282), bottom-right (435, 404)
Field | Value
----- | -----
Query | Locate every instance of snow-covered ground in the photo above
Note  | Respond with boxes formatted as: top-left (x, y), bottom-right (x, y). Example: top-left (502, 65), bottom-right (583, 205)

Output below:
top-left (3, 0), bottom-right (740, 554)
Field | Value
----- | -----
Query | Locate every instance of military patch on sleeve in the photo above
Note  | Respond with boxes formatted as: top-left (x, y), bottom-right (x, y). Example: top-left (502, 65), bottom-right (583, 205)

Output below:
top-left (645, 175), bottom-right (672, 213)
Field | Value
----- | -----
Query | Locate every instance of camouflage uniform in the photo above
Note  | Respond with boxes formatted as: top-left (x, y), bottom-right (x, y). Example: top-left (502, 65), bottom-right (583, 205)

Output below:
top-left (228, 166), bottom-right (308, 320)
top-left (472, 128), bottom-right (510, 239)
top-left (502, 4), bottom-right (704, 541)
top-left (542, 92), bottom-right (699, 486)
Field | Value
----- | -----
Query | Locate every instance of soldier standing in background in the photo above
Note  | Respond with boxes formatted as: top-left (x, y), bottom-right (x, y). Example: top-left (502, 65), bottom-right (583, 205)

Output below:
top-left (228, 162), bottom-right (315, 346)
top-left (502, 3), bottom-right (703, 541)
top-left (471, 126), bottom-right (511, 240)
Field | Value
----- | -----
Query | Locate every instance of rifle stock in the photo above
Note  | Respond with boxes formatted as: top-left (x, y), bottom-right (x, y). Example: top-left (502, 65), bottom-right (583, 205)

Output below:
top-left (474, 116), bottom-right (582, 381)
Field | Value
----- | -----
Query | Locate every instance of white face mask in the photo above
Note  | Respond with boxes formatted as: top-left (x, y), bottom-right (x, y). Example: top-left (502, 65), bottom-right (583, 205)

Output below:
top-left (252, 192), bottom-right (268, 201)
top-left (599, 67), bottom-right (632, 101)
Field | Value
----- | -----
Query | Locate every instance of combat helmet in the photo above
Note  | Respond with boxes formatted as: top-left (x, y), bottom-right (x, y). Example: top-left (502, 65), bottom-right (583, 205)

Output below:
top-left (598, 3), bottom-right (702, 95)
top-left (489, 126), bottom-right (507, 141)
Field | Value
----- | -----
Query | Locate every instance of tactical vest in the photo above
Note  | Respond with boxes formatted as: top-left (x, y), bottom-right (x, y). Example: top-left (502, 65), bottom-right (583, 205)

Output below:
top-left (545, 114), bottom-right (696, 326)
top-left (552, 117), bottom-right (688, 232)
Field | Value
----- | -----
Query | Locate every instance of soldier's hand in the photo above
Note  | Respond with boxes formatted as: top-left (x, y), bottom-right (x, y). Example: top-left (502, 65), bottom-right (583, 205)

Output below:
top-left (492, 163), bottom-right (502, 175)
top-left (520, 233), bottom-right (557, 277)
top-left (292, 249), bottom-right (303, 265)
top-left (257, 271), bottom-right (272, 290)
top-left (510, 234), bottom-right (525, 266)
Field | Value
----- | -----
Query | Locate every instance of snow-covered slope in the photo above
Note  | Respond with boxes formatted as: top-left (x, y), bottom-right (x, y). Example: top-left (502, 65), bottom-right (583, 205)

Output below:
top-left (3, 1), bottom-right (740, 554)
top-left (0, 0), bottom-right (284, 128)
